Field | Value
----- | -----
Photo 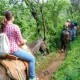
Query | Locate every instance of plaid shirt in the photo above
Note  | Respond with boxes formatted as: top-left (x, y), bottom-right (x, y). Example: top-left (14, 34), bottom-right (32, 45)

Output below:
top-left (3, 22), bottom-right (22, 53)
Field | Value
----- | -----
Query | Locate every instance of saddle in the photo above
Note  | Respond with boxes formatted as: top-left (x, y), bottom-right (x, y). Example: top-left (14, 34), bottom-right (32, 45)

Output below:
top-left (0, 55), bottom-right (29, 80)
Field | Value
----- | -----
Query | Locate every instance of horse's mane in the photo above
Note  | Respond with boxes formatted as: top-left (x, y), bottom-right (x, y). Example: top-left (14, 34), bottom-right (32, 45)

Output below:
top-left (28, 38), bottom-right (43, 48)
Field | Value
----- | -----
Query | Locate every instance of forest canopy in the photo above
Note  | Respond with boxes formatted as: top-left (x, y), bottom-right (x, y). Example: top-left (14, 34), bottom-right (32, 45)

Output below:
top-left (0, 0), bottom-right (80, 52)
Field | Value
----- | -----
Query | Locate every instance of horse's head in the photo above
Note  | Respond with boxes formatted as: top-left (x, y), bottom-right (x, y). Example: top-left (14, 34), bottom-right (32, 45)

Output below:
top-left (28, 39), bottom-right (49, 56)
top-left (38, 39), bottom-right (50, 56)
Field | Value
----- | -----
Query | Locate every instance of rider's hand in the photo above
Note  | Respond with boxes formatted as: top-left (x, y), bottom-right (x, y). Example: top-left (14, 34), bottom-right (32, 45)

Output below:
top-left (18, 39), bottom-right (26, 47)
top-left (23, 39), bottom-right (27, 44)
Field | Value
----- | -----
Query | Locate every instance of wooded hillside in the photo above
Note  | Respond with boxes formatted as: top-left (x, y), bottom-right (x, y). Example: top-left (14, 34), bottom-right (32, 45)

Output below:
top-left (1, 0), bottom-right (79, 52)
top-left (0, 0), bottom-right (80, 80)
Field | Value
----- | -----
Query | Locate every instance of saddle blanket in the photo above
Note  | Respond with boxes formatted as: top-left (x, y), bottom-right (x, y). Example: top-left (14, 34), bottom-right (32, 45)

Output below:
top-left (0, 59), bottom-right (28, 80)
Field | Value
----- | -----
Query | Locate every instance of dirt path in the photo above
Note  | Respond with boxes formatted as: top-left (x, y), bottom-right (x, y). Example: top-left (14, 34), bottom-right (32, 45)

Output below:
top-left (37, 52), bottom-right (65, 80)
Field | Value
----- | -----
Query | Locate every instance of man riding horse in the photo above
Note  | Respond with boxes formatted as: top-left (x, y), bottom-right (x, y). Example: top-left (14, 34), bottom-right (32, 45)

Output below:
top-left (60, 19), bottom-right (71, 53)
top-left (61, 19), bottom-right (78, 53)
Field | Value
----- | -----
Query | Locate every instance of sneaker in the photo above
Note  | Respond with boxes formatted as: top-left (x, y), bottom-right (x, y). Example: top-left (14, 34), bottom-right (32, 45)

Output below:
top-left (29, 78), bottom-right (36, 80)
top-left (29, 77), bottom-right (39, 80)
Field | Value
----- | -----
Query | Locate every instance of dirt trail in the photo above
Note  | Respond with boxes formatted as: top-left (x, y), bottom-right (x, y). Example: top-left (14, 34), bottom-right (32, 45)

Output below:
top-left (37, 52), bottom-right (65, 80)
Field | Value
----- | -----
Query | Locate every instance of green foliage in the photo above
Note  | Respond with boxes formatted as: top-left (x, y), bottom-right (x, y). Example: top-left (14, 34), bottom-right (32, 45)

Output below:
top-left (1, 0), bottom-right (80, 79)
top-left (52, 36), bottom-right (80, 80)
top-left (0, 0), bottom-right (78, 52)
top-left (37, 0), bottom-right (71, 51)
top-left (0, 0), bottom-right (10, 15)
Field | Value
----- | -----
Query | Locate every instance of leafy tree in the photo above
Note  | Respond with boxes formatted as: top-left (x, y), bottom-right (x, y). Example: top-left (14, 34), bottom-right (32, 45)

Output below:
top-left (0, 0), bottom-right (72, 52)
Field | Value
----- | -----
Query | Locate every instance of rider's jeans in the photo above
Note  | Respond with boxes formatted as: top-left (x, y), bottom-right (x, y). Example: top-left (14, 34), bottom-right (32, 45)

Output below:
top-left (68, 28), bottom-right (73, 40)
top-left (73, 27), bottom-right (77, 38)
top-left (13, 49), bottom-right (36, 78)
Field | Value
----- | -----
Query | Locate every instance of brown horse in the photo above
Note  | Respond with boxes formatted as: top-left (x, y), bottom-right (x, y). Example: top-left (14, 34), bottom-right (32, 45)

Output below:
top-left (60, 29), bottom-right (70, 53)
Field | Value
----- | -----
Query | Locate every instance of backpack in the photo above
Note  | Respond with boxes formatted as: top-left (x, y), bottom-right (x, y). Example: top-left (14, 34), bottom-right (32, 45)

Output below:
top-left (70, 22), bottom-right (74, 29)
top-left (0, 33), bottom-right (10, 57)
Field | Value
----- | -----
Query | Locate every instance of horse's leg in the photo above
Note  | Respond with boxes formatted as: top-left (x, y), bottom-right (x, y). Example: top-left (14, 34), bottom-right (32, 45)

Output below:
top-left (64, 41), bottom-right (69, 55)
top-left (61, 40), bottom-right (64, 52)
top-left (64, 44), bottom-right (66, 53)
top-left (46, 47), bottom-right (50, 54)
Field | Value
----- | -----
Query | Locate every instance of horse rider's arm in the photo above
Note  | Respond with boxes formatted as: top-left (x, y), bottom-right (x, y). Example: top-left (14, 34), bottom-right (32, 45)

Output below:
top-left (14, 25), bottom-right (27, 47)
top-left (18, 39), bottom-right (27, 47)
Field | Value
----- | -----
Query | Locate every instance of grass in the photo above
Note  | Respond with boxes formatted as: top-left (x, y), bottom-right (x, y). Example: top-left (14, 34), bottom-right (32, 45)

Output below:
top-left (52, 35), bottom-right (80, 80)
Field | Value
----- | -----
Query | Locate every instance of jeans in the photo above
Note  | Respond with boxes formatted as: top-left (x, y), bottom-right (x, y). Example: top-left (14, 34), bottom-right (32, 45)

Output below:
top-left (73, 27), bottom-right (77, 38)
top-left (67, 28), bottom-right (73, 40)
top-left (13, 49), bottom-right (36, 78)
